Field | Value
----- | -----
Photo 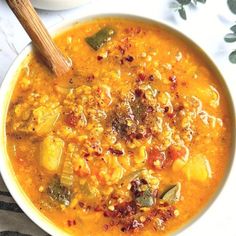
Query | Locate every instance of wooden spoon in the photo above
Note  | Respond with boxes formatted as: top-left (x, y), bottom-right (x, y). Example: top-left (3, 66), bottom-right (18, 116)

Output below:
top-left (6, 0), bottom-right (71, 77)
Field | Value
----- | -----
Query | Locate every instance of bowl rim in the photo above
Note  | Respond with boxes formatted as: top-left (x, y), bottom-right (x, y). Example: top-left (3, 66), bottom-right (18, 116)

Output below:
top-left (0, 13), bottom-right (235, 236)
top-left (31, 0), bottom-right (91, 11)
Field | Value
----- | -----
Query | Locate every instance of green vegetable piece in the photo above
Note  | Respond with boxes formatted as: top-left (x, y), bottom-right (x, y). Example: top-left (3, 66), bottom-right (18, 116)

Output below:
top-left (161, 182), bottom-right (181, 204)
top-left (85, 27), bottom-right (115, 51)
top-left (47, 176), bottom-right (71, 206)
top-left (136, 189), bottom-right (154, 207)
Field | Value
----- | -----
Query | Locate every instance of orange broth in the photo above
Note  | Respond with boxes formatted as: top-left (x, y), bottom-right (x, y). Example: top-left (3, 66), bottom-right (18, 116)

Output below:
top-left (6, 17), bottom-right (233, 235)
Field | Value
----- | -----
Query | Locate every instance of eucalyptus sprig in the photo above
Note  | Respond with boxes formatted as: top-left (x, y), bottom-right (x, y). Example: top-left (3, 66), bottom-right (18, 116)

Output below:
top-left (226, 0), bottom-right (236, 63)
top-left (224, 25), bottom-right (236, 63)
top-left (170, 0), bottom-right (206, 20)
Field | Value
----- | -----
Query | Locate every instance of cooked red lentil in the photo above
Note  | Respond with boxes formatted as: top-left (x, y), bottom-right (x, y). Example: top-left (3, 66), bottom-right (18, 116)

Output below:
top-left (6, 17), bottom-right (233, 235)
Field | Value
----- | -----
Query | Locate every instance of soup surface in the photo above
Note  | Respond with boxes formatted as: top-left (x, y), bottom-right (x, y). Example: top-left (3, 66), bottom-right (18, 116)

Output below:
top-left (6, 17), bottom-right (232, 235)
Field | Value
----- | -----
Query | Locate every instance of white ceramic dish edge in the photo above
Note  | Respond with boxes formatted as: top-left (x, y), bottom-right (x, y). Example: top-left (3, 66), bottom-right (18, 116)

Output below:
top-left (0, 14), bottom-right (235, 236)
top-left (31, 0), bottom-right (90, 11)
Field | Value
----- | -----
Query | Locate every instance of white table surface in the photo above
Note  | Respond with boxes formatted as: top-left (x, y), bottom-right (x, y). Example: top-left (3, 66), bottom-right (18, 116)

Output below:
top-left (0, 0), bottom-right (235, 235)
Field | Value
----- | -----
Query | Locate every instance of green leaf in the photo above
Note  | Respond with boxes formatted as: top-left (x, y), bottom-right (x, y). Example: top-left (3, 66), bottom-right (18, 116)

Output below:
top-left (161, 182), bottom-right (181, 204)
top-left (178, 7), bottom-right (187, 20)
top-left (229, 50), bottom-right (236, 63)
top-left (224, 33), bottom-right (236, 42)
top-left (196, 0), bottom-right (207, 3)
top-left (47, 175), bottom-right (71, 206)
top-left (228, 0), bottom-right (236, 14)
top-left (170, 2), bottom-right (181, 10)
top-left (177, 0), bottom-right (191, 5)
top-left (136, 189), bottom-right (155, 207)
top-left (230, 25), bottom-right (236, 33)
top-left (85, 27), bottom-right (116, 51)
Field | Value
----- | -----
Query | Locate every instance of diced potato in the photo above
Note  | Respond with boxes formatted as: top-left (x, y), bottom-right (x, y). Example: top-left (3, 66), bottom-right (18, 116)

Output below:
top-left (135, 146), bottom-right (147, 164)
top-left (33, 106), bottom-right (61, 136)
top-left (172, 158), bottom-right (187, 172)
top-left (182, 154), bottom-right (212, 182)
top-left (40, 135), bottom-right (64, 172)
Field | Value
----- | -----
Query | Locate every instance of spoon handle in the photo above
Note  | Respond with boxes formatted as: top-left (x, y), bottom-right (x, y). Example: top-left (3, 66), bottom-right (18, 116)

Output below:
top-left (6, 0), bottom-right (71, 77)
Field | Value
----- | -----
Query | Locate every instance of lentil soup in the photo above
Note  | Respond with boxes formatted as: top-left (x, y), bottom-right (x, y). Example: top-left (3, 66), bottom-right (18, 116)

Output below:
top-left (6, 17), bottom-right (233, 235)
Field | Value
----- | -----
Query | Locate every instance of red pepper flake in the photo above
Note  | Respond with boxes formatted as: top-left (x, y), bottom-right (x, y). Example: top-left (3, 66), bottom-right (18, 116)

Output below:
top-left (104, 224), bottom-right (109, 231)
top-left (104, 201), bottom-right (137, 218)
top-left (118, 45), bottom-right (125, 55)
top-left (134, 88), bottom-right (143, 97)
top-left (147, 106), bottom-right (154, 113)
top-left (174, 105), bottom-right (184, 112)
top-left (137, 73), bottom-right (146, 82)
top-left (94, 205), bottom-right (103, 212)
top-left (67, 220), bottom-right (72, 227)
top-left (125, 55), bottom-right (134, 62)
top-left (164, 106), bottom-right (169, 113)
top-left (124, 27), bottom-right (142, 35)
top-left (167, 113), bottom-right (176, 119)
top-left (110, 220), bottom-right (115, 227)
top-left (135, 133), bottom-right (143, 139)
top-left (97, 55), bottom-right (103, 61)
top-left (79, 202), bottom-right (85, 208)
top-left (64, 111), bottom-right (78, 127)
top-left (97, 87), bottom-right (102, 94)
top-left (169, 75), bottom-right (177, 83)
top-left (84, 153), bottom-right (90, 158)
top-left (169, 75), bottom-right (177, 90)
top-left (108, 148), bottom-right (123, 156)
top-left (94, 152), bottom-right (102, 156)
top-left (120, 59), bottom-right (124, 65)
top-left (69, 78), bottom-right (73, 84)
top-left (149, 75), bottom-right (154, 81)
top-left (87, 74), bottom-right (95, 82)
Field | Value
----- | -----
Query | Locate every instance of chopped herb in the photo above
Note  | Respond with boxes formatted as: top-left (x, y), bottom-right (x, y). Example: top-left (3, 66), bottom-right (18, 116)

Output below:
top-left (135, 189), bottom-right (155, 207)
top-left (112, 116), bottom-right (129, 138)
top-left (85, 27), bottom-right (116, 51)
top-left (47, 175), bottom-right (71, 206)
top-left (130, 178), bottom-right (155, 207)
top-left (161, 183), bottom-right (181, 204)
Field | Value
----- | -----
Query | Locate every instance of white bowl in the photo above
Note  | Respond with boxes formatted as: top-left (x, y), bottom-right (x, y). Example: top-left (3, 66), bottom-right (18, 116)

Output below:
top-left (0, 14), bottom-right (235, 236)
top-left (31, 0), bottom-right (90, 10)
